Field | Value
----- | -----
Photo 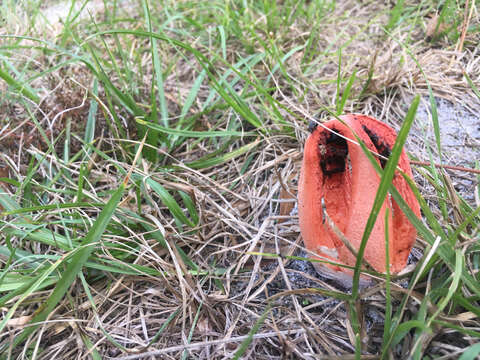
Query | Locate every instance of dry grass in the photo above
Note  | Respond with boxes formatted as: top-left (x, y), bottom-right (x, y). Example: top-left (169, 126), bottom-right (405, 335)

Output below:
top-left (1, 0), bottom-right (479, 359)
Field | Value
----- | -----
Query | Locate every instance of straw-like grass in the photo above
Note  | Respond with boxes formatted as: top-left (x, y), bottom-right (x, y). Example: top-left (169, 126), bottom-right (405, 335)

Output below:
top-left (1, 0), bottom-right (479, 358)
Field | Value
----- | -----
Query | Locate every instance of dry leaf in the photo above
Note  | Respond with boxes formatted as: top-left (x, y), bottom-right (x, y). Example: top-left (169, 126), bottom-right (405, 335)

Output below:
top-left (7, 315), bottom-right (31, 327)
top-left (278, 187), bottom-right (296, 221)
top-left (426, 14), bottom-right (449, 41)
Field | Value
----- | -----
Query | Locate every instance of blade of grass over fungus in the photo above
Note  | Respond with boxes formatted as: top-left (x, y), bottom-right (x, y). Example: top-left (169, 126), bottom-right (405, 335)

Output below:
top-left (382, 209), bottom-right (392, 348)
top-left (351, 95), bottom-right (419, 298)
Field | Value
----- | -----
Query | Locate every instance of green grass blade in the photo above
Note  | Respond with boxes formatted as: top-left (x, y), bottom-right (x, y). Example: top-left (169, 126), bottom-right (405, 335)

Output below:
top-left (7, 182), bottom-right (126, 349)
top-left (185, 139), bottom-right (259, 169)
top-left (382, 208), bottom-right (392, 348)
top-left (0, 61), bottom-right (39, 103)
top-left (386, 0), bottom-right (405, 31)
top-left (351, 95), bottom-right (420, 298)
top-left (232, 303), bottom-right (272, 360)
top-left (78, 272), bottom-right (130, 353)
top-left (85, 42), bottom-right (141, 116)
top-left (390, 176), bottom-right (480, 296)
top-left (347, 300), bottom-right (363, 357)
top-left (433, 320), bottom-right (480, 339)
top-left (145, 178), bottom-right (195, 228)
top-left (84, 78), bottom-right (98, 157)
top-left (179, 70), bottom-right (206, 124)
top-left (463, 70), bottom-right (480, 100)
top-left (181, 301), bottom-right (203, 360)
top-left (141, 222), bottom-right (199, 271)
top-left (459, 343), bottom-right (480, 360)
top-left (144, 308), bottom-right (181, 348)
top-left (136, 118), bottom-right (251, 138)
top-left (218, 25), bottom-right (227, 60)
top-left (203, 53), bottom-right (264, 109)
top-left (64, 117), bottom-right (71, 163)
top-left (337, 70), bottom-right (356, 115)
top-left (84, 30), bottom-right (264, 130)
top-left (335, 48), bottom-right (342, 114)
top-left (426, 249), bottom-right (463, 325)
top-left (142, 0), bottom-right (168, 161)
top-left (384, 28), bottom-right (442, 159)
top-left (390, 320), bottom-right (431, 348)
top-left (0, 259), bottom-right (64, 340)
top-left (179, 191), bottom-right (199, 225)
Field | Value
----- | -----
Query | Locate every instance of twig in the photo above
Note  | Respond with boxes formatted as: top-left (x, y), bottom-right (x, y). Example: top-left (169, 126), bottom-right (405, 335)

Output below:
top-left (410, 160), bottom-right (480, 175)
top-left (456, 0), bottom-right (473, 54)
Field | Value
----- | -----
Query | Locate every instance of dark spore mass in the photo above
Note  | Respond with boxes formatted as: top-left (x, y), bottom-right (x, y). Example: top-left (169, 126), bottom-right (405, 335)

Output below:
top-left (320, 130), bottom-right (349, 176)
top-left (326, 131), bottom-right (341, 144)
top-left (362, 125), bottom-right (391, 168)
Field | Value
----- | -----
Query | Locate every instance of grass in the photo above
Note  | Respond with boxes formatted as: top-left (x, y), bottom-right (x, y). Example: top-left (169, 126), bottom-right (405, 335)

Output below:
top-left (0, 0), bottom-right (479, 358)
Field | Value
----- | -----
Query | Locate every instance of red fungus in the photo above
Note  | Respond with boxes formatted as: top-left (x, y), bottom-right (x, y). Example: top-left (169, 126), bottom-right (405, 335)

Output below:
top-left (298, 114), bottom-right (421, 277)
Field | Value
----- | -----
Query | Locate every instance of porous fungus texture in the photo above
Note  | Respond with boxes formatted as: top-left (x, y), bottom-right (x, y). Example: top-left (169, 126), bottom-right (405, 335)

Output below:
top-left (298, 114), bottom-right (421, 276)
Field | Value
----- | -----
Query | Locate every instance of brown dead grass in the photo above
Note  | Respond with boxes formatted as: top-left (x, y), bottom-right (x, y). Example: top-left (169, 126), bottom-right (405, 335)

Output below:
top-left (1, 0), bottom-right (480, 359)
